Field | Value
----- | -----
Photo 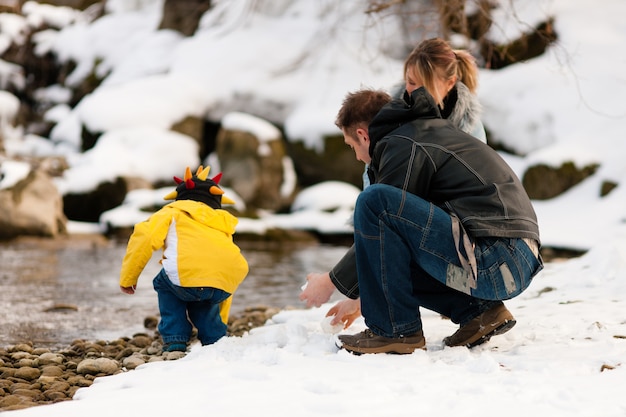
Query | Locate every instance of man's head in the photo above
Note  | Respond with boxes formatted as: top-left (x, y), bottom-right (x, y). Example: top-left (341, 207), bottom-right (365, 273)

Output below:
top-left (335, 89), bottom-right (391, 163)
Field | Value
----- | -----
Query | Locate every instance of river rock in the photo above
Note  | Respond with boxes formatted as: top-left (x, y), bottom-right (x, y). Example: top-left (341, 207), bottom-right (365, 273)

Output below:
top-left (129, 334), bottom-right (152, 348)
top-left (37, 375), bottom-right (58, 385)
top-left (44, 390), bottom-right (67, 401)
top-left (0, 379), bottom-right (9, 391)
top-left (163, 351), bottom-right (186, 361)
top-left (10, 351), bottom-right (32, 361)
top-left (76, 358), bottom-right (119, 375)
top-left (40, 365), bottom-right (64, 377)
top-left (114, 347), bottom-right (136, 361)
top-left (144, 316), bottom-right (159, 329)
top-left (0, 307), bottom-right (280, 412)
top-left (0, 395), bottom-right (25, 408)
top-left (65, 375), bottom-right (92, 387)
top-left (8, 382), bottom-right (30, 393)
top-left (146, 342), bottom-right (163, 355)
top-left (16, 358), bottom-right (36, 368)
top-left (50, 381), bottom-right (70, 391)
top-left (37, 353), bottom-right (65, 366)
top-left (10, 388), bottom-right (40, 399)
top-left (122, 355), bottom-right (145, 370)
top-left (14, 367), bottom-right (41, 381)
top-left (9, 343), bottom-right (33, 353)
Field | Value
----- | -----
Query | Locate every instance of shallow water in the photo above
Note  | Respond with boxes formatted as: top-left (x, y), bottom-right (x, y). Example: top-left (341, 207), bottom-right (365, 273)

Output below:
top-left (0, 235), bottom-right (348, 348)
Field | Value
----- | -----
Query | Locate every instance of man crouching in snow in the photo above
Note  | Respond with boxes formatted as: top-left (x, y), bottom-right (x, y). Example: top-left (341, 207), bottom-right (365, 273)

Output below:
top-left (301, 88), bottom-right (543, 354)
top-left (119, 165), bottom-right (248, 352)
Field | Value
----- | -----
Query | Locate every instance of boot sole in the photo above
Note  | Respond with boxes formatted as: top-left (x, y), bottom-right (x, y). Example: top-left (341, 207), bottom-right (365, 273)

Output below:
top-left (338, 341), bottom-right (426, 355)
top-left (466, 318), bottom-right (516, 348)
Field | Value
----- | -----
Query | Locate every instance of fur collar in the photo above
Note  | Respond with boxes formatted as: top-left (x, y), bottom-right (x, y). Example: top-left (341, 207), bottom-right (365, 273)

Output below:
top-left (392, 82), bottom-right (483, 135)
top-left (442, 82), bottom-right (483, 135)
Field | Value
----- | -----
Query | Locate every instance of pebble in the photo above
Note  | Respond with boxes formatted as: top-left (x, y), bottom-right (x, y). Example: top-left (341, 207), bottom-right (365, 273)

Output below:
top-left (76, 358), bottom-right (120, 375)
top-left (41, 366), bottom-right (64, 377)
top-left (0, 305), bottom-right (278, 412)
top-left (14, 367), bottom-right (41, 381)
top-left (122, 355), bottom-right (145, 370)
top-left (38, 353), bottom-right (64, 366)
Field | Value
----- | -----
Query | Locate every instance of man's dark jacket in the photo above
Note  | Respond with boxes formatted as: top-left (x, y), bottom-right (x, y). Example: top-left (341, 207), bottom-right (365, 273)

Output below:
top-left (330, 87), bottom-right (540, 299)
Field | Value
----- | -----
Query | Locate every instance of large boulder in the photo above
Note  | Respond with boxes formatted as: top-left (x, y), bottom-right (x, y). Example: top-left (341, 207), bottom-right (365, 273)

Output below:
top-left (63, 176), bottom-right (153, 223)
top-left (285, 133), bottom-right (364, 189)
top-left (0, 163), bottom-right (67, 239)
top-left (522, 161), bottom-right (599, 200)
top-left (215, 112), bottom-right (293, 212)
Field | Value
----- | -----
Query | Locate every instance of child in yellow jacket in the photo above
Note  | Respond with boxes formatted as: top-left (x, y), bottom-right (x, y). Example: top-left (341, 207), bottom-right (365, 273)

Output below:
top-left (120, 166), bottom-right (248, 352)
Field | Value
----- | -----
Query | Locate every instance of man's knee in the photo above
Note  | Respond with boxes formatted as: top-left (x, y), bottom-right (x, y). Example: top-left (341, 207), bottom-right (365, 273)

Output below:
top-left (357, 183), bottom-right (395, 207)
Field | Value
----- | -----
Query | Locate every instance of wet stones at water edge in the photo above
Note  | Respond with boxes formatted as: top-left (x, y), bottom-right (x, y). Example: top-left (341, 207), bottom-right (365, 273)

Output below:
top-left (0, 337), bottom-right (181, 412)
top-left (0, 306), bottom-right (280, 412)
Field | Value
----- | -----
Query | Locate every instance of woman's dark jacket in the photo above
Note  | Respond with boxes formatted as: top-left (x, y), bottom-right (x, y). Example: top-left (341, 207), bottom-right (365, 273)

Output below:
top-left (330, 87), bottom-right (540, 299)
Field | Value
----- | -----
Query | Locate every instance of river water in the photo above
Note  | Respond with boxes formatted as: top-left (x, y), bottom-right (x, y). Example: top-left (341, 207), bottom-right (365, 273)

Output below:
top-left (0, 235), bottom-right (349, 348)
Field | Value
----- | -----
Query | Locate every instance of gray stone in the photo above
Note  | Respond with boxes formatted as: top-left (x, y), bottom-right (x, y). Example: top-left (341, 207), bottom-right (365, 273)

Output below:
top-left (13, 367), bottom-right (41, 381)
top-left (129, 335), bottom-right (152, 348)
top-left (40, 365), bottom-right (64, 377)
top-left (10, 351), bottom-right (32, 361)
top-left (37, 353), bottom-right (65, 366)
top-left (76, 358), bottom-right (119, 375)
top-left (164, 351), bottom-right (186, 361)
top-left (216, 115), bottom-right (292, 211)
top-left (37, 375), bottom-right (58, 385)
top-left (0, 166), bottom-right (67, 239)
top-left (44, 390), bottom-right (67, 401)
top-left (10, 344), bottom-right (33, 353)
top-left (16, 358), bottom-right (36, 368)
top-left (122, 355), bottom-right (145, 370)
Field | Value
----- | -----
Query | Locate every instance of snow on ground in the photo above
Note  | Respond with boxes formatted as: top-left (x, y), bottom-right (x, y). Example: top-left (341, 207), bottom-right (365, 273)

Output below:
top-left (2, 0), bottom-right (626, 416)
top-left (7, 241), bottom-right (626, 416)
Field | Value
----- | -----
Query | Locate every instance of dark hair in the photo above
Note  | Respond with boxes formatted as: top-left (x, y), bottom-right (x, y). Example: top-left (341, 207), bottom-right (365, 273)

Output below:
top-left (404, 38), bottom-right (478, 104)
top-left (335, 89), bottom-right (392, 138)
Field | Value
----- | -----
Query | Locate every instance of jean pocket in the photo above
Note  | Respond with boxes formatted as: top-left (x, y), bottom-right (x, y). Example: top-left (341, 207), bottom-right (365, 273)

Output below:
top-left (476, 239), bottom-right (533, 300)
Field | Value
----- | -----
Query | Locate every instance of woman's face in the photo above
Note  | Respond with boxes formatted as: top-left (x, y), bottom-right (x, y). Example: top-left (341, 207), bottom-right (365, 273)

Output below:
top-left (405, 68), bottom-right (455, 105)
top-left (404, 69), bottom-right (423, 95)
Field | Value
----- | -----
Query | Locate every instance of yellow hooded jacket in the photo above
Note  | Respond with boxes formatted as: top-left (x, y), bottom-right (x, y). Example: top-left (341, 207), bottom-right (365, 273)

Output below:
top-left (120, 199), bottom-right (249, 323)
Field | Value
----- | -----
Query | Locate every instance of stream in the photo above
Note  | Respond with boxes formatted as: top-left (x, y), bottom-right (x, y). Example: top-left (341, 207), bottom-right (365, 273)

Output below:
top-left (0, 235), bottom-right (349, 348)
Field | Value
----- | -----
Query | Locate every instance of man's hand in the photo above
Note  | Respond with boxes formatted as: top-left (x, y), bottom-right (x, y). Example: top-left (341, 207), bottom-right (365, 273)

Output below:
top-left (326, 298), bottom-right (361, 329)
top-left (120, 285), bottom-right (136, 294)
top-left (299, 272), bottom-right (336, 308)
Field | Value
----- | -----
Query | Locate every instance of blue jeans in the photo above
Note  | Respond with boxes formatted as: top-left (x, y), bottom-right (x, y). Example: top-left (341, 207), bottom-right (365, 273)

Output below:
top-left (152, 269), bottom-right (231, 345)
top-left (353, 184), bottom-right (543, 338)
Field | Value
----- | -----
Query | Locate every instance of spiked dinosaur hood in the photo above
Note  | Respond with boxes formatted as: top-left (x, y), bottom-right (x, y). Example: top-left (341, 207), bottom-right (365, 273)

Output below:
top-left (163, 165), bottom-right (235, 210)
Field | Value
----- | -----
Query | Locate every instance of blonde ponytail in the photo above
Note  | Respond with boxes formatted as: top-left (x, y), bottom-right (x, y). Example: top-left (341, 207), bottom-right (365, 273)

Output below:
top-left (453, 49), bottom-right (479, 93)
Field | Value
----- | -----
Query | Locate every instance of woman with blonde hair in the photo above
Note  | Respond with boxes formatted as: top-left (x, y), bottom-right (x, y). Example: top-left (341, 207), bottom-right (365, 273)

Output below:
top-left (403, 37), bottom-right (486, 142)
top-left (359, 38), bottom-right (486, 189)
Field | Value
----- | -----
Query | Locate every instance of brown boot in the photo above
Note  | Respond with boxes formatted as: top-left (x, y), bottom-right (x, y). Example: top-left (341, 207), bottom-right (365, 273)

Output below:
top-left (443, 304), bottom-right (516, 348)
top-left (338, 328), bottom-right (426, 354)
